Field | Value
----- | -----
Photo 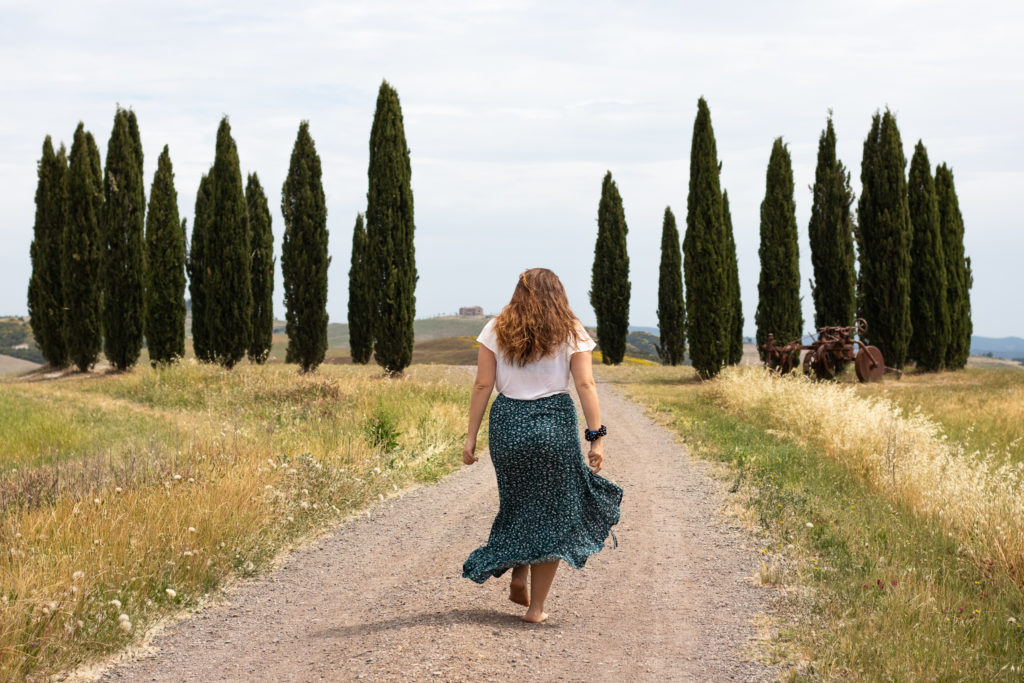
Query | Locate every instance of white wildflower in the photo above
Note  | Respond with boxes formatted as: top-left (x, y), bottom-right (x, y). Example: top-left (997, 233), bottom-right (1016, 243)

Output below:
top-left (93, 498), bottom-right (101, 505)
top-left (187, 527), bottom-right (197, 533)
top-left (806, 522), bottom-right (813, 528)
top-left (173, 474), bottom-right (182, 481)
top-left (165, 588), bottom-right (176, 599)
top-left (109, 599), bottom-right (122, 609)
top-left (72, 570), bottom-right (85, 581)
top-left (118, 613), bottom-right (130, 623)
top-left (119, 620), bottom-right (132, 632)
top-left (114, 487), bottom-right (123, 493)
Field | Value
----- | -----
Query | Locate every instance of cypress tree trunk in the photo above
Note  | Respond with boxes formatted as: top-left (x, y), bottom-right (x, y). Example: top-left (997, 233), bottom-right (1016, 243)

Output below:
top-left (64, 123), bottom-right (104, 372)
top-left (102, 107), bottom-right (146, 371)
top-left (590, 171), bottom-right (631, 365)
top-left (683, 98), bottom-right (729, 379)
top-left (936, 164), bottom-right (972, 369)
top-left (187, 171), bottom-right (213, 362)
top-left (281, 121), bottom-right (329, 372)
top-left (857, 110), bottom-right (913, 369)
top-left (808, 115), bottom-right (857, 330)
top-left (27, 136), bottom-right (70, 367)
top-left (722, 190), bottom-right (744, 365)
top-left (347, 213), bottom-right (373, 364)
top-left (247, 173), bottom-right (275, 364)
top-left (205, 117), bottom-right (252, 369)
top-left (756, 138), bottom-right (803, 365)
top-left (656, 206), bottom-right (685, 365)
top-left (907, 141), bottom-right (949, 371)
top-left (366, 81), bottom-right (417, 376)
top-left (145, 145), bottom-right (186, 365)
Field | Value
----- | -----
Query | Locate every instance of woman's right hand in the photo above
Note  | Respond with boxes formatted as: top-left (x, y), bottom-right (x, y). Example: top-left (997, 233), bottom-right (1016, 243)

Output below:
top-left (587, 445), bottom-right (604, 474)
top-left (462, 438), bottom-right (479, 465)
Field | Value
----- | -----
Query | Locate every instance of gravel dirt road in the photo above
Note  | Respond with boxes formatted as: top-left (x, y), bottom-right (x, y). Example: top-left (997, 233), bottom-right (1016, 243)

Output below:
top-left (96, 382), bottom-right (775, 682)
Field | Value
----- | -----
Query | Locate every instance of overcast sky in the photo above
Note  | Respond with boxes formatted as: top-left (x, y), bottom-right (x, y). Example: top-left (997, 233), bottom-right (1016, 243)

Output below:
top-left (3, 0), bottom-right (1022, 337)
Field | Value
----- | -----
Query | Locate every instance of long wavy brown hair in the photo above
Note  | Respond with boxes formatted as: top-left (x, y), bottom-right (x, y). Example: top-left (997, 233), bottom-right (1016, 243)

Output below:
top-left (493, 268), bottom-right (587, 366)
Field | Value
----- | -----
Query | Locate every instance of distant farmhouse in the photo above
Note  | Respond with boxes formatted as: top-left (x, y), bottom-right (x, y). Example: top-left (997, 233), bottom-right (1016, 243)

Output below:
top-left (458, 306), bottom-right (484, 317)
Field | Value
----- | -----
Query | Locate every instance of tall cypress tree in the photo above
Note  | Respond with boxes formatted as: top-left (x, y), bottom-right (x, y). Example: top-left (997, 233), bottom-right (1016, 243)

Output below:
top-left (64, 123), bottom-right (104, 371)
top-left (936, 164), bottom-right (972, 369)
top-left (755, 138), bottom-right (803, 364)
top-left (187, 171), bottom-right (213, 362)
top-left (683, 98), bottom-right (729, 379)
top-left (590, 171), bottom-right (631, 365)
top-left (366, 80), bottom-right (417, 376)
top-left (907, 141), bottom-right (949, 371)
top-left (857, 110), bottom-right (913, 369)
top-left (281, 121), bottom-right (329, 372)
top-left (722, 189), bottom-right (744, 365)
top-left (656, 206), bottom-right (685, 365)
top-left (27, 136), bottom-right (70, 367)
top-left (145, 145), bottom-right (186, 365)
top-left (348, 213), bottom-right (373, 364)
top-left (205, 117), bottom-right (251, 369)
top-left (808, 115), bottom-right (857, 330)
top-left (102, 107), bottom-right (146, 371)
top-left (247, 173), bottom-right (275, 364)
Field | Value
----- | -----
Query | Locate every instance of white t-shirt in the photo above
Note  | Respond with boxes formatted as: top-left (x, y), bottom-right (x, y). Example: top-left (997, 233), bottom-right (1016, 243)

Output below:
top-left (476, 318), bottom-right (597, 400)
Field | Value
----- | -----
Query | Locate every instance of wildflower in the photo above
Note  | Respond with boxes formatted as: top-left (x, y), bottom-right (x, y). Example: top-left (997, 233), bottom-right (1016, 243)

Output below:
top-left (183, 551), bottom-right (193, 557)
top-left (115, 487), bottom-right (123, 493)
top-left (300, 501), bottom-right (310, 509)
top-left (109, 599), bottom-right (122, 609)
top-left (119, 620), bottom-right (132, 632)
top-left (165, 588), bottom-right (176, 599)
top-left (118, 613), bottom-right (130, 623)
top-left (805, 522), bottom-right (813, 528)
top-left (188, 527), bottom-right (197, 533)
top-left (173, 474), bottom-right (182, 481)
top-left (94, 498), bottom-right (101, 505)
top-left (72, 571), bottom-right (85, 581)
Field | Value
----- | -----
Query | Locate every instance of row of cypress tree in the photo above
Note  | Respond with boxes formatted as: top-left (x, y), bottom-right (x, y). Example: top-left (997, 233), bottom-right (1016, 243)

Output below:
top-left (756, 109), bottom-right (972, 373)
top-left (595, 100), bottom-right (971, 378)
top-left (27, 110), bottom-right (192, 371)
top-left (591, 97), bottom-right (746, 376)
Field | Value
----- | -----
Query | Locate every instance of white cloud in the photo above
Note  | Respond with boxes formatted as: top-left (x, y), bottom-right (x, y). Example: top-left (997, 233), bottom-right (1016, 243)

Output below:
top-left (2, 0), bottom-right (1022, 336)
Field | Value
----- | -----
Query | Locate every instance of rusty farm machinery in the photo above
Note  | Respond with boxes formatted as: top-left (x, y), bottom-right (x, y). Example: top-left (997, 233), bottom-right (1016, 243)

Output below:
top-left (760, 319), bottom-right (902, 382)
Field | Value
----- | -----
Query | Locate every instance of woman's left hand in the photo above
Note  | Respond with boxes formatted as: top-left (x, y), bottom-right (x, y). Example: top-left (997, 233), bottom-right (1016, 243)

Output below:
top-left (462, 439), bottom-right (479, 465)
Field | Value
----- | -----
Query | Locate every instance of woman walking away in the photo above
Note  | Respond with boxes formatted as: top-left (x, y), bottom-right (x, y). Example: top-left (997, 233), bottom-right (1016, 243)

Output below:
top-left (462, 268), bottom-right (622, 623)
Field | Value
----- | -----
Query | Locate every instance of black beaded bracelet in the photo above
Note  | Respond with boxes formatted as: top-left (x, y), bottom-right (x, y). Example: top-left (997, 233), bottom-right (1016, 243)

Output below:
top-left (584, 425), bottom-right (607, 442)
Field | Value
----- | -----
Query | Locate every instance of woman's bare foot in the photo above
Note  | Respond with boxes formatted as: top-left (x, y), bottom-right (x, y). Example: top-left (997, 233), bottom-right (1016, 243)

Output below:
top-left (522, 610), bottom-right (548, 623)
top-left (509, 577), bottom-right (530, 606)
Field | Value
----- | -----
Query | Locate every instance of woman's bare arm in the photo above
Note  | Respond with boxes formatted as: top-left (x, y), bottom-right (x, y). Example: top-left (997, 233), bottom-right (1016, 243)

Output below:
top-left (463, 345), bottom-right (497, 464)
top-left (570, 350), bottom-right (604, 473)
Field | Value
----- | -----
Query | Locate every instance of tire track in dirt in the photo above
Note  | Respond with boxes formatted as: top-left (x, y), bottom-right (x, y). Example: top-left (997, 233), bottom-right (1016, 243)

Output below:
top-left (95, 382), bottom-right (775, 682)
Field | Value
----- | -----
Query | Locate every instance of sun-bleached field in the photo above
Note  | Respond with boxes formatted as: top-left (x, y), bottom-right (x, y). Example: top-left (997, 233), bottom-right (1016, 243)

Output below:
top-left (0, 362), bottom-right (473, 679)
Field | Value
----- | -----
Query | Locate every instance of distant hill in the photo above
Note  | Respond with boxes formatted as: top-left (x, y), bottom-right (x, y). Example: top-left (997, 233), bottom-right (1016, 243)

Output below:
top-left (971, 336), bottom-right (1024, 359)
top-left (325, 315), bottom-right (492, 349)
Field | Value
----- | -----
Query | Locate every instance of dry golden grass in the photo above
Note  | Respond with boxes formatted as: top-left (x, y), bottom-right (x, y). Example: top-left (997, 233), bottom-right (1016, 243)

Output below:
top-left (710, 366), bottom-right (1024, 580)
top-left (0, 361), bottom-right (473, 679)
top-left (854, 366), bottom-right (1024, 464)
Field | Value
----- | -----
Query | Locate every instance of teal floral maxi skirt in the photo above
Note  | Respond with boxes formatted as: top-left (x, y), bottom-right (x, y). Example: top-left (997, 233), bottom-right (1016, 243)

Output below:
top-left (462, 392), bottom-right (623, 583)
